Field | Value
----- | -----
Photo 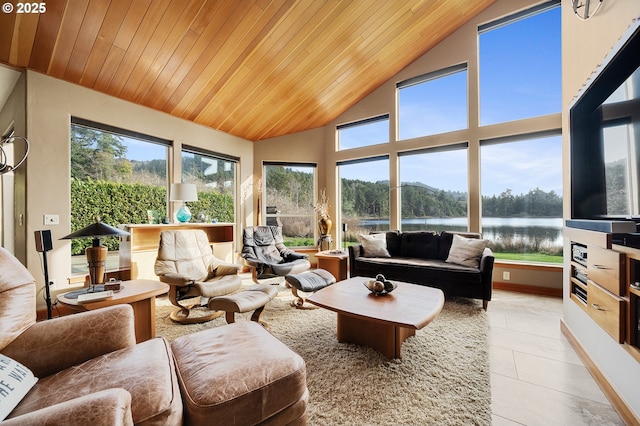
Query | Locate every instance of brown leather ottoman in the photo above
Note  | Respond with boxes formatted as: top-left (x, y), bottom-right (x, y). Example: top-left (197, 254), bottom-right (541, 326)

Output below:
top-left (171, 322), bottom-right (308, 426)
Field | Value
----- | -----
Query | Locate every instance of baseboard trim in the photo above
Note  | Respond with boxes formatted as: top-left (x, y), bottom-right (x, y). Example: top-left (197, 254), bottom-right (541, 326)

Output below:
top-left (493, 281), bottom-right (562, 297)
top-left (560, 320), bottom-right (640, 425)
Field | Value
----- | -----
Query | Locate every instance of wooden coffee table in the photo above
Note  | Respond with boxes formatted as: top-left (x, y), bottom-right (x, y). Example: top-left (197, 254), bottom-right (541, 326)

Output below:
top-left (307, 276), bottom-right (444, 358)
top-left (57, 279), bottom-right (169, 343)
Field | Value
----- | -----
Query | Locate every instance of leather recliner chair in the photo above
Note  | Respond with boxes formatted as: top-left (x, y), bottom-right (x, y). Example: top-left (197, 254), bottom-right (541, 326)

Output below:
top-left (241, 226), bottom-right (311, 284)
top-left (0, 246), bottom-right (183, 425)
top-left (154, 230), bottom-right (242, 324)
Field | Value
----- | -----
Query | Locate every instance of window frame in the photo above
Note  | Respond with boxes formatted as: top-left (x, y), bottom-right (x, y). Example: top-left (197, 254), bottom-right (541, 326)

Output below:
top-left (479, 129), bottom-right (563, 263)
top-left (262, 161), bottom-right (318, 248)
top-left (69, 117), bottom-right (171, 275)
top-left (396, 63), bottom-right (469, 140)
top-left (478, 0), bottom-right (561, 126)
top-left (337, 114), bottom-right (390, 151)
top-left (180, 145), bottom-right (239, 224)
top-left (397, 143), bottom-right (469, 232)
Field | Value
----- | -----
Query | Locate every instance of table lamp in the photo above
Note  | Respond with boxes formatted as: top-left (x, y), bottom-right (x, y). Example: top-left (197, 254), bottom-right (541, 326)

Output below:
top-left (61, 217), bottom-right (130, 298)
top-left (170, 183), bottom-right (198, 223)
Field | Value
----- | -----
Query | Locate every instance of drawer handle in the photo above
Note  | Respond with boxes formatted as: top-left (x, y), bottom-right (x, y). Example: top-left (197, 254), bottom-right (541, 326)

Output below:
top-left (591, 264), bottom-right (611, 270)
top-left (591, 303), bottom-right (606, 311)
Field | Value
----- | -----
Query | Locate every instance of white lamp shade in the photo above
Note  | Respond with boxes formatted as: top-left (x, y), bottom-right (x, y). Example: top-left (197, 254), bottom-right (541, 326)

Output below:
top-left (170, 183), bottom-right (198, 202)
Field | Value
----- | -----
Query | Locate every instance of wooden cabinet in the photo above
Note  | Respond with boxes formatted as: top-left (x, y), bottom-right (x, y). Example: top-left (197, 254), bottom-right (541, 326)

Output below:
top-left (119, 223), bottom-right (235, 280)
top-left (565, 227), bottom-right (640, 358)
top-left (587, 246), bottom-right (624, 295)
top-left (586, 279), bottom-right (624, 342)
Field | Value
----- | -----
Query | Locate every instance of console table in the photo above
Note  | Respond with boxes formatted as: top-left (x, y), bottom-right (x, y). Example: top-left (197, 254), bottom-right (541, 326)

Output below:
top-left (118, 223), bottom-right (235, 280)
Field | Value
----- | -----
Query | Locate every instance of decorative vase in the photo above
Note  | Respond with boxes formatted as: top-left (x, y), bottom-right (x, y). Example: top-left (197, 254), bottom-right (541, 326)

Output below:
top-left (176, 203), bottom-right (192, 223)
top-left (319, 217), bottom-right (332, 235)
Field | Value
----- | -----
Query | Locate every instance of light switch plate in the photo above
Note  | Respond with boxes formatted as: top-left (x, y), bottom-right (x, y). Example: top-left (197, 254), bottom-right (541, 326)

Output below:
top-left (44, 214), bottom-right (59, 225)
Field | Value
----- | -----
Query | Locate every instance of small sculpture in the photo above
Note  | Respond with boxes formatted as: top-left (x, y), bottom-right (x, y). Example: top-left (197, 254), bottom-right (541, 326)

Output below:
top-left (364, 274), bottom-right (397, 295)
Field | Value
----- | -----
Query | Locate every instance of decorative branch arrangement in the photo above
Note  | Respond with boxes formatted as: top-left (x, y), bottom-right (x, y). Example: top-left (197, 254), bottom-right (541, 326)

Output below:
top-left (313, 188), bottom-right (330, 219)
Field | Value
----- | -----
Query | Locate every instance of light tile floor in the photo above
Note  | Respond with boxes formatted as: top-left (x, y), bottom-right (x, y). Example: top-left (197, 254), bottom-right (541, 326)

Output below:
top-left (488, 289), bottom-right (625, 425)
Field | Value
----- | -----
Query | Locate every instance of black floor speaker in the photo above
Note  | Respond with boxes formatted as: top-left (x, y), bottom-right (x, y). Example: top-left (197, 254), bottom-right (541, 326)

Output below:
top-left (35, 229), bottom-right (53, 252)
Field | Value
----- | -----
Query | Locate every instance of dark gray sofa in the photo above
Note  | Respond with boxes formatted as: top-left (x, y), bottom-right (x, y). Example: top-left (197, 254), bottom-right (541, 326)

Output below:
top-left (348, 230), bottom-right (494, 309)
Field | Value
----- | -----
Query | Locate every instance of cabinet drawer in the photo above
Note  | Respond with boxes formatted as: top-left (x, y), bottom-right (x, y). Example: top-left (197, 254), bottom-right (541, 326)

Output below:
top-left (587, 246), bottom-right (624, 295)
top-left (587, 280), bottom-right (624, 343)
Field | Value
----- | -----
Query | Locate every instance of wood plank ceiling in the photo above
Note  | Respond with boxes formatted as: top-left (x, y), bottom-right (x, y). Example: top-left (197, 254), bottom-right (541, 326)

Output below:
top-left (0, 0), bottom-right (495, 141)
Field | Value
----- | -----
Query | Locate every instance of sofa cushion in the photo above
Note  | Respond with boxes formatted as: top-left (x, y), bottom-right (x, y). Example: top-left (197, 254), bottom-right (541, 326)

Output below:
top-left (400, 231), bottom-right (438, 259)
top-left (10, 337), bottom-right (183, 425)
top-left (385, 231), bottom-right (402, 257)
top-left (358, 233), bottom-right (391, 258)
top-left (437, 231), bottom-right (483, 260)
top-left (446, 234), bottom-right (489, 268)
top-left (353, 256), bottom-right (482, 284)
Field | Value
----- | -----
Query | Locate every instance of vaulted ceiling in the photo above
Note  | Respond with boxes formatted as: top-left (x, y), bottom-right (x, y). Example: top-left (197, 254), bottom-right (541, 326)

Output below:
top-left (0, 0), bottom-right (495, 141)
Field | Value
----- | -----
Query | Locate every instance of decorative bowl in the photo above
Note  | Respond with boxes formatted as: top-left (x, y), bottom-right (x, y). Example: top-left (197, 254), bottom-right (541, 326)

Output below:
top-left (364, 279), bottom-right (397, 295)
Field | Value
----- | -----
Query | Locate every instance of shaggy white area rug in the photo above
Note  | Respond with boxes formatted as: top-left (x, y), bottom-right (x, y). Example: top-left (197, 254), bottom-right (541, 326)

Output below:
top-left (155, 283), bottom-right (491, 425)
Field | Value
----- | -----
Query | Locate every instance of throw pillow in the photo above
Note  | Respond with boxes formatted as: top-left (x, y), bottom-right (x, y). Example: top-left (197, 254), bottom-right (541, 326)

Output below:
top-left (358, 233), bottom-right (391, 258)
top-left (445, 234), bottom-right (488, 268)
top-left (0, 353), bottom-right (38, 421)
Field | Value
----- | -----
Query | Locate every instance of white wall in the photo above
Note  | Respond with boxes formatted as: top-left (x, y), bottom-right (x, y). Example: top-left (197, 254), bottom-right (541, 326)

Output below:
top-left (23, 71), bottom-right (253, 304)
top-left (561, 0), bottom-right (640, 419)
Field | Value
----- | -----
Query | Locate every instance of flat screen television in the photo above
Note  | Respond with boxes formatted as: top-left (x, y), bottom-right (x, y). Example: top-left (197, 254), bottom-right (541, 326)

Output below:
top-left (570, 21), bottom-right (640, 220)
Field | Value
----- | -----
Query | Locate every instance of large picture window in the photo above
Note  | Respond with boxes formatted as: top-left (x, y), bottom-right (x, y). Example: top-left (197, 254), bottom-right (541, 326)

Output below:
top-left (339, 157), bottom-right (390, 245)
top-left (398, 145), bottom-right (468, 232)
top-left (70, 118), bottom-right (169, 274)
top-left (397, 64), bottom-right (468, 140)
top-left (181, 147), bottom-right (237, 223)
top-left (479, 1), bottom-right (561, 126)
top-left (481, 133), bottom-right (563, 263)
top-left (263, 163), bottom-right (316, 247)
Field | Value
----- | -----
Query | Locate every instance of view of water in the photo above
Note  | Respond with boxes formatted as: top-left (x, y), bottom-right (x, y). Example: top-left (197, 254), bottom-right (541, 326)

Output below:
top-left (357, 217), bottom-right (564, 250)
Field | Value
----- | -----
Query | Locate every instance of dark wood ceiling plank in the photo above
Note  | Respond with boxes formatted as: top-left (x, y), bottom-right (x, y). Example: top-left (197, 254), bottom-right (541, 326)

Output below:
top-left (79, 0), bottom-right (132, 86)
top-left (93, 45), bottom-right (126, 92)
top-left (163, 0), bottom-right (267, 117)
top-left (142, 0), bottom-right (225, 108)
top-left (112, 0), bottom-right (152, 50)
top-left (230, 2), bottom-right (399, 139)
top-left (63, 0), bottom-right (112, 83)
top-left (274, 1), bottom-right (475, 139)
top-left (118, 0), bottom-right (202, 101)
top-left (28, 0), bottom-right (67, 73)
top-left (150, 0), bottom-right (239, 111)
top-left (130, 0), bottom-right (207, 103)
top-left (0, 10), bottom-right (17, 64)
top-left (187, 0), bottom-right (300, 122)
top-left (254, 0), bottom-right (478, 139)
top-left (47, 0), bottom-right (90, 78)
top-left (168, 0), bottom-right (283, 119)
top-left (243, 2), bottom-right (418, 138)
top-left (108, 0), bottom-right (171, 97)
top-left (9, 14), bottom-right (40, 67)
top-left (209, 0), bottom-right (351, 133)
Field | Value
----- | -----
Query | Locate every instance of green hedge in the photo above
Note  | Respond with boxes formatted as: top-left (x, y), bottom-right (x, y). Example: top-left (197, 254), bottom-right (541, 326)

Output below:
top-left (70, 179), bottom-right (233, 255)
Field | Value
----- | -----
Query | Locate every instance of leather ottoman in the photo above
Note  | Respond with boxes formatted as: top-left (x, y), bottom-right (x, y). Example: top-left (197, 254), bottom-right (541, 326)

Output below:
top-left (171, 322), bottom-right (308, 426)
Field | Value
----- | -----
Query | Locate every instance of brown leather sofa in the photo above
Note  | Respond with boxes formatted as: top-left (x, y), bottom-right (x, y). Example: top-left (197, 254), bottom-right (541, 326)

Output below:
top-left (0, 246), bottom-right (308, 425)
